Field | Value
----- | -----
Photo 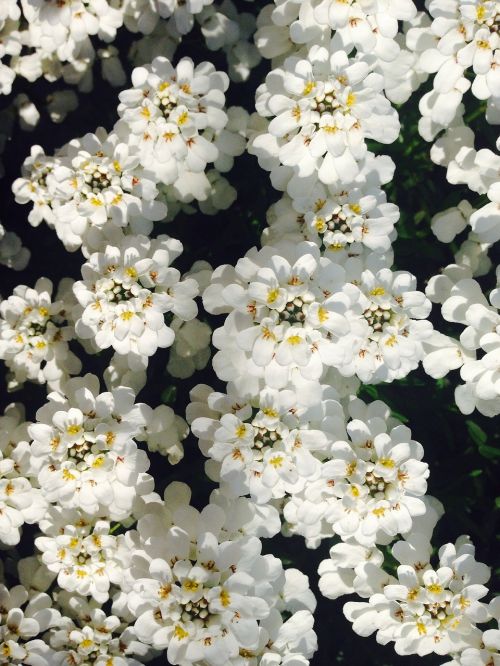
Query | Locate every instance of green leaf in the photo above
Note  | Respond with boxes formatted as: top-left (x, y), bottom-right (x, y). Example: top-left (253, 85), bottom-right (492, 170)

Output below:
top-left (466, 420), bottom-right (487, 446)
top-left (478, 444), bottom-right (500, 460)
top-left (161, 385), bottom-right (177, 405)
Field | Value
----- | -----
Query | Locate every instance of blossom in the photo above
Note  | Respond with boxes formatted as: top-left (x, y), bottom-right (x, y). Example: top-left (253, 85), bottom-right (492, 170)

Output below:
top-left (190, 383), bottom-right (345, 504)
top-left (45, 128), bottom-right (167, 252)
top-left (116, 56), bottom-right (229, 185)
top-left (0, 584), bottom-right (60, 665)
top-left (123, 482), bottom-right (317, 665)
top-left (282, 397), bottom-right (430, 547)
top-left (0, 404), bottom-right (47, 546)
top-left (28, 373), bottom-right (153, 518)
top-left (255, 45), bottom-right (400, 184)
top-left (440, 276), bottom-right (500, 416)
top-left (0, 277), bottom-right (81, 391)
top-left (0, 221), bottom-right (30, 270)
top-left (35, 506), bottom-right (130, 603)
top-left (263, 182), bottom-right (398, 261)
top-left (344, 535), bottom-right (491, 656)
top-left (48, 594), bottom-right (149, 665)
top-left (73, 233), bottom-right (198, 369)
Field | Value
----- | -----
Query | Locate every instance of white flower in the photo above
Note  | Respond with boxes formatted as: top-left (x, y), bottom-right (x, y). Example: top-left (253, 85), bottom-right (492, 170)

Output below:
top-left (12, 145), bottom-right (59, 228)
top-left (344, 535), bottom-right (491, 656)
top-left (156, 0), bottom-right (213, 35)
top-left (204, 241), bottom-right (354, 388)
top-left (190, 383), bottom-right (344, 504)
top-left (264, 182), bottom-right (398, 260)
top-left (0, 222), bottom-right (30, 270)
top-left (412, 0), bottom-right (500, 132)
top-left (139, 404), bottom-right (188, 464)
top-left (45, 127), bottom-right (167, 252)
top-left (320, 423), bottom-right (429, 547)
top-left (73, 233), bottom-right (198, 369)
top-left (48, 595), bottom-right (149, 665)
top-left (35, 507), bottom-right (129, 603)
top-left (117, 56), bottom-right (229, 185)
top-left (124, 482), bottom-right (317, 665)
top-left (256, 46), bottom-right (400, 184)
top-left (0, 584), bottom-right (60, 665)
top-left (28, 373), bottom-right (153, 518)
top-left (0, 277), bottom-right (81, 391)
top-left (0, 404), bottom-right (46, 547)
top-left (440, 277), bottom-right (500, 416)
top-left (283, 397), bottom-right (429, 547)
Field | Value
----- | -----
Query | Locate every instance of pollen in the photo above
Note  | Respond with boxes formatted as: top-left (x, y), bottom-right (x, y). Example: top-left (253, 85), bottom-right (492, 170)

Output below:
top-left (346, 92), bottom-right (356, 106)
top-left (90, 197), bottom-right (103, 206)
top-left (379, 458), bottom-right (395, 468)
top-left (369, 287), bottom-right (385, 296)
top-left (220, 589), bottom-right (231, 607)
top-left (92, 456), bottom-right (105, 468)
top-left (427, 583), bottom-right (443, 594)
top-left (372, 507), bottom-right (386, 517)
top-left (288, 275), bottom-right (303, 286)
top-left (183, 579), bottom-right (200, 592)
top-left (38, 306), bottom-right (49, 316)
top-left (113, 160), bottom-right (122, 172)
top-left (476, 4), bottom-right (486, 20)
top-left (140, 106), bottom-right (151, 118)
top-left (158, 81), bottom-right (170, 91)
top-left (385, 335), bottom-right (397, 347)
top-left (125, 267), bottom-right (138, 279)
top-left (267, 288), bottom-right (280, 304)
top-left (80, 638), bottom-right (94, 649)
top-left (66, 424), bottom-right (82, 435)
top-left (159, 583), bottom-right (172, 598)
top-left (287, 335), bottom-right (302, 345)
top-left (261, 326), bottom-right (276, 341)
top-left (416, 621), bottom-right (427, 635)
top-left (105, 431), bottom-right (115, 446)
top-left (177, 111), bottom-right (189, 125)
top-left (35, 341), bottom-right (47, 349)
top-left (62, 469), bottom-right (76, 481)
top-left (477, 39), bottom-right (490, 49)
top-left (318, 306), bottom-right (329, 323)
top-left (315, 217), bottom-right (326, 232)
top-left (303, 81), bottom-right (316, 95)
top-left (174, 625), bottom-right (189, 640)
top-left (349, 203), bottom-right (361, 214)
top-left (262, 407), bottom-right (278, 418)
top-left (180, 83), bottom-right (191, 94)
top-left (269, 455), bottom-right (284, 468)
top-left (120, 311), bottom-right (134, 321)
top-left (235, 424), bottom-right (247, 438)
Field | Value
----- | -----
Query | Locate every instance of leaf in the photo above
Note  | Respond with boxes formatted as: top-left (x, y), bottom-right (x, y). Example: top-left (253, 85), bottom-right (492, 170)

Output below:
top-left (161, 385), bottom-right (177, 405)
top-left (478, 444), bottom-right (500, 460)
top-left (466, 420), bottom-right (487, 446)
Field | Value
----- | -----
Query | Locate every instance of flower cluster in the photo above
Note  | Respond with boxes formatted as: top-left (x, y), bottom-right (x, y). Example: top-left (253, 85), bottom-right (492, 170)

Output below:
top-left (73, 233), bottom-right (198, 370)
top-left (0, 1), bottom-right (497, 665)
top-left (0, 277), bottom-right (81, 391)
